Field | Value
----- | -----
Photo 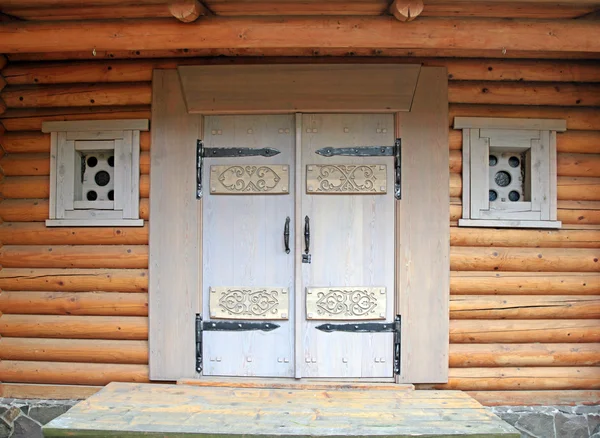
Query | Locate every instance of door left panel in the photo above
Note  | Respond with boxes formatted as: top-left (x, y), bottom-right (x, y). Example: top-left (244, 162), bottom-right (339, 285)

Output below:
top-left (202, 115), bottom-right (295, 377)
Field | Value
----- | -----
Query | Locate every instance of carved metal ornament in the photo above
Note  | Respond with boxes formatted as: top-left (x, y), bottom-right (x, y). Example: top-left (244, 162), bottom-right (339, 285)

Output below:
top-left (210, 165), bottom-right (289, 194)
top-left (306, 164), bottom-right (387, 194)
top-left (306, 287), bottom-right (386, 320)
top-left (210, 287), bottom-right (289, 320)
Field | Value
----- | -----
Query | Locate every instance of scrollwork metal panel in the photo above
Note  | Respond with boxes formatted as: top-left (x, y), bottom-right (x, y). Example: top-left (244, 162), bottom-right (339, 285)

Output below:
top-left (210, 287), bottom-right (289, 320)
top-left (209, 165), bottom-right (289, 195)
top-left (306, 287), bottom-right (386, 320)
top-left (306, 164), bottom-right (387, 194)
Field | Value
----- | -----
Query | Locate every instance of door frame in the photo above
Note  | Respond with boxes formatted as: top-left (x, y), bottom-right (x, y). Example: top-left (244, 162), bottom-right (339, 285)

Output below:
top-left (148, 65), bottom-right (449, 384)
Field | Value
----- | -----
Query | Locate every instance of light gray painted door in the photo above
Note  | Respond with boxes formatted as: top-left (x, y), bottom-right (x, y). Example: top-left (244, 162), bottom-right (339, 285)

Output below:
top-left (300, 114), bottom-right (396, 378)
top-left (202, 115), bottom-right (295, 377)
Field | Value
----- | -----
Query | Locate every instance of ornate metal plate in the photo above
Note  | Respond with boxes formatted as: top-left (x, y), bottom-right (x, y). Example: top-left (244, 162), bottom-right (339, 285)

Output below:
top-left (306, 287), bottom-right (386, 320)
top-left (210, 287), bottom-right (289, 320)
top-left (209, 165), bottom-right (289, 195)
top-left (306, 164), bottom-right (387, 194)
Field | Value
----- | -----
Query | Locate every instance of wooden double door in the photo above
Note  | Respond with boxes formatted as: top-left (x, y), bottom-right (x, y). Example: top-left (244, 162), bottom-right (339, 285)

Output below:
top-left (202, 114), bottom-right (396, 379)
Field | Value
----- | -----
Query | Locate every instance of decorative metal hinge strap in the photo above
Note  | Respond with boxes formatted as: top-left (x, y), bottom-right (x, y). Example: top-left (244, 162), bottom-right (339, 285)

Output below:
top-left (196, 140), bottom-right (281, 199)
top-left (315, 138), bottom-right (402, 200)
top-left (315, 315), bottom-right (402, 375)
top-left (195, 315), bottom-right (280, 373)
top-left (195, 314), bottom-right (203, 373)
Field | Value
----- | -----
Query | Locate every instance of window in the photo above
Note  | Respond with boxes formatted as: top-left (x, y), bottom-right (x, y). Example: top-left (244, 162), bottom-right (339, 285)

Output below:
top-left (42, 119), bottom-right (148, 227)
top-left (455, 117), bottom-right (565, 229)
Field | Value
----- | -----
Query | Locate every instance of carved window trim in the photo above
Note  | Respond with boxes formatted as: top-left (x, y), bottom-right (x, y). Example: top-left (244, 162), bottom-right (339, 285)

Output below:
top-left (455, 117), bottom-right (565, 229)
top-left (42, 119), bottom-right (148, 227)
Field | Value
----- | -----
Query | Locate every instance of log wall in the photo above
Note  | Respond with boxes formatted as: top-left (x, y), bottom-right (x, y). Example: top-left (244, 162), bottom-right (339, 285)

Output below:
top-left (0, 56), bottom-right (598, 406)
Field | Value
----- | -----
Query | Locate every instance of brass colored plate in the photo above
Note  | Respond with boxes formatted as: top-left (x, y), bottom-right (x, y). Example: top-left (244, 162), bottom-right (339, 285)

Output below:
top-left (209, 165), bottom-right (289, 194)
top-left (306, 287), bottom-right (386, 320)
top-left (210, 287), bottom-right (289, 320)
top-left (306, 164), bottom-right (387, 194)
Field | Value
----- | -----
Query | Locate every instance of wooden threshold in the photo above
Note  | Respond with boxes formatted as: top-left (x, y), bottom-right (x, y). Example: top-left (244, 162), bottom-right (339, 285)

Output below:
top-left (43, 382), bottom-right (519, 437)
top-left (177, 377), bottom-right (414, 391)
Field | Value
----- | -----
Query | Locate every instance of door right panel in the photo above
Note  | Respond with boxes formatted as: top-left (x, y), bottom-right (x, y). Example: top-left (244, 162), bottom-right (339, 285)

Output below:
top-left (300, 114), bottom-right (396, 378)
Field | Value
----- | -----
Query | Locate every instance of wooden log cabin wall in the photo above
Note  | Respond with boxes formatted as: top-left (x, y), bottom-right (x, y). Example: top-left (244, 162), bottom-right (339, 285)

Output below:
top-left (0, 14), bottom-right (599, 407)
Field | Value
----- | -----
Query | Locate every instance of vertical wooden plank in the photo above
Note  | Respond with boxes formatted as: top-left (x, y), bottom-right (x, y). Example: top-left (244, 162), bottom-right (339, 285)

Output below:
top-left (461, 129), bottom-right (470, 219)
top-left (149, 69), bottom-right (202, 380)
top-left (56, 133), bottom-right (75, 218)
top-left (294, 113), bottom-right (303, 379)
top-left (113, 138), bottom-right (125, 212)
top-left (121, 130), bottom-right (135, 218)
top-left (469, 130), bottom-right (489, 219)
top-left (396, 67), bottom-right (449, 384)
top-left (130, 130), bottom-right (141, 219)
top-left (538, 130), bottom-right (552, 221)
top-left (48, 132), bottom-right (58, 220)
top-left (549, 131), bottom-right (558, 222)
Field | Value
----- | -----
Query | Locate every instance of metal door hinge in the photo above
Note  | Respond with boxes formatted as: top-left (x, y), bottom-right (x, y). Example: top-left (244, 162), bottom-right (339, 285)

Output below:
top-left (195, 314), bottom-right (280, 373)
top-left (196, 140), bottom-right (281, 199)
top-left (315, 138), bottom-right (402, 199)
top-left (315, 315), bottom-right (402, 375)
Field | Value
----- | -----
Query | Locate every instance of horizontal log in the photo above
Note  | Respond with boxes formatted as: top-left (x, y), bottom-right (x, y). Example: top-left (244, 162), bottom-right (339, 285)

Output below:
top-left (0, 383), bottom-right (101, 400)
top-left (0, 222), bottom-right (148, 245)
top-left (449, 344), bottom-right (600, 367)
top-left (450, 295), bottom-right (600, 319)
top-left (0, 291), bottom-right (148, 316)
top-left (450, 319), bottom-right (600, 343)
top-left (0, 130), bottom-right (150, 153)
top-left (557, 207), bottom-right (600, 225)
top-left (2, 82), bottom-right (152, 108)
top-left (0, 198), bottom-right (149, 221)
top-left (451, 272), bottom-right (600, 295)
top-left (0, 338), bottom-right (148, 364)
top-left (558, 153), bottom-right (600, 177)
top-left (450, 228), bottom-right (600, 248)
top-left (0, 314), bottom-right (148, 339)
top-left (0, 360), bottom-right (149, 385)
top-left (449, 104), bottom-right (600, 131)
top-left (0, 268), bottom-right (148, 292)
top-left (558, 177), bottom-right (600, 201)
top-left (0, 151), bottom-right (150, 177)
top-left (558, 130), bottom-right (600, 154)
top-left (0, 106), bottom-right (151, 131)
top-left (0, 175), bottom-right (49, 198)
top-left (0, 245), bottom-right (148, 269)
top-left (420, 367), bottom-right (600, 391)
top-left (5, 79), bottom-right (599, 109)
top-left (0, 199), bottom-right (50, 222)
top-left (449, 81), bottom-right (600, 107)
top-left (0, 153), bottom-right (49, 176)
top-left (448, 129), bottom-right (461, 150)
top-left (5, 58), bottom-right (600, 85)
top-left (450, 247), bottom-right (600, 272)
top-left (3, 4), bottom-right (169, 22)
top-left (466, 390), bottom-right (600, 407)
top-left (0, 17), bottom-right (599, 53)
top-left (8, 46), bottom-right (600, 62)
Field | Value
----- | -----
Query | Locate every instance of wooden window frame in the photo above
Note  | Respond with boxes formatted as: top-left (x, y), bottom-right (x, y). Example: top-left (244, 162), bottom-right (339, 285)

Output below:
top-left (42, 119), bottom-right (148, 227)
top-left (455, 117), bottom-right (565, 229)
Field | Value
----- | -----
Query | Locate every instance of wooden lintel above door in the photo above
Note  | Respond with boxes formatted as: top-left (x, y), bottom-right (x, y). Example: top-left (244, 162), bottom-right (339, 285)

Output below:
top-left (177, 64), bottom-right (421, 114)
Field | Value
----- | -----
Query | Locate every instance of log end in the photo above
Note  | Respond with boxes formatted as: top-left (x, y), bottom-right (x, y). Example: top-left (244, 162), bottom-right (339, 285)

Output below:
top-left (169, 0), bottom-right (210, 23)
top-left (389, 0), bottom-right (424, 22)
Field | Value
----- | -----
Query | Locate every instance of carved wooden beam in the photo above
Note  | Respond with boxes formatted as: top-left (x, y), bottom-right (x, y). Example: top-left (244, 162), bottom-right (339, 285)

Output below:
top-left (389, 0), bottom-right (424, 22)
top-left (0, 17), bottom-right (598, 53)
top-left (168, 0), bottom-right (211, 23)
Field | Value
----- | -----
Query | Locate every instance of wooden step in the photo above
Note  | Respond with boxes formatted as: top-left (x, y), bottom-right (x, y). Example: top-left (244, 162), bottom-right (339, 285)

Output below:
top-left (43, 382), bottom-right (519, 437)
